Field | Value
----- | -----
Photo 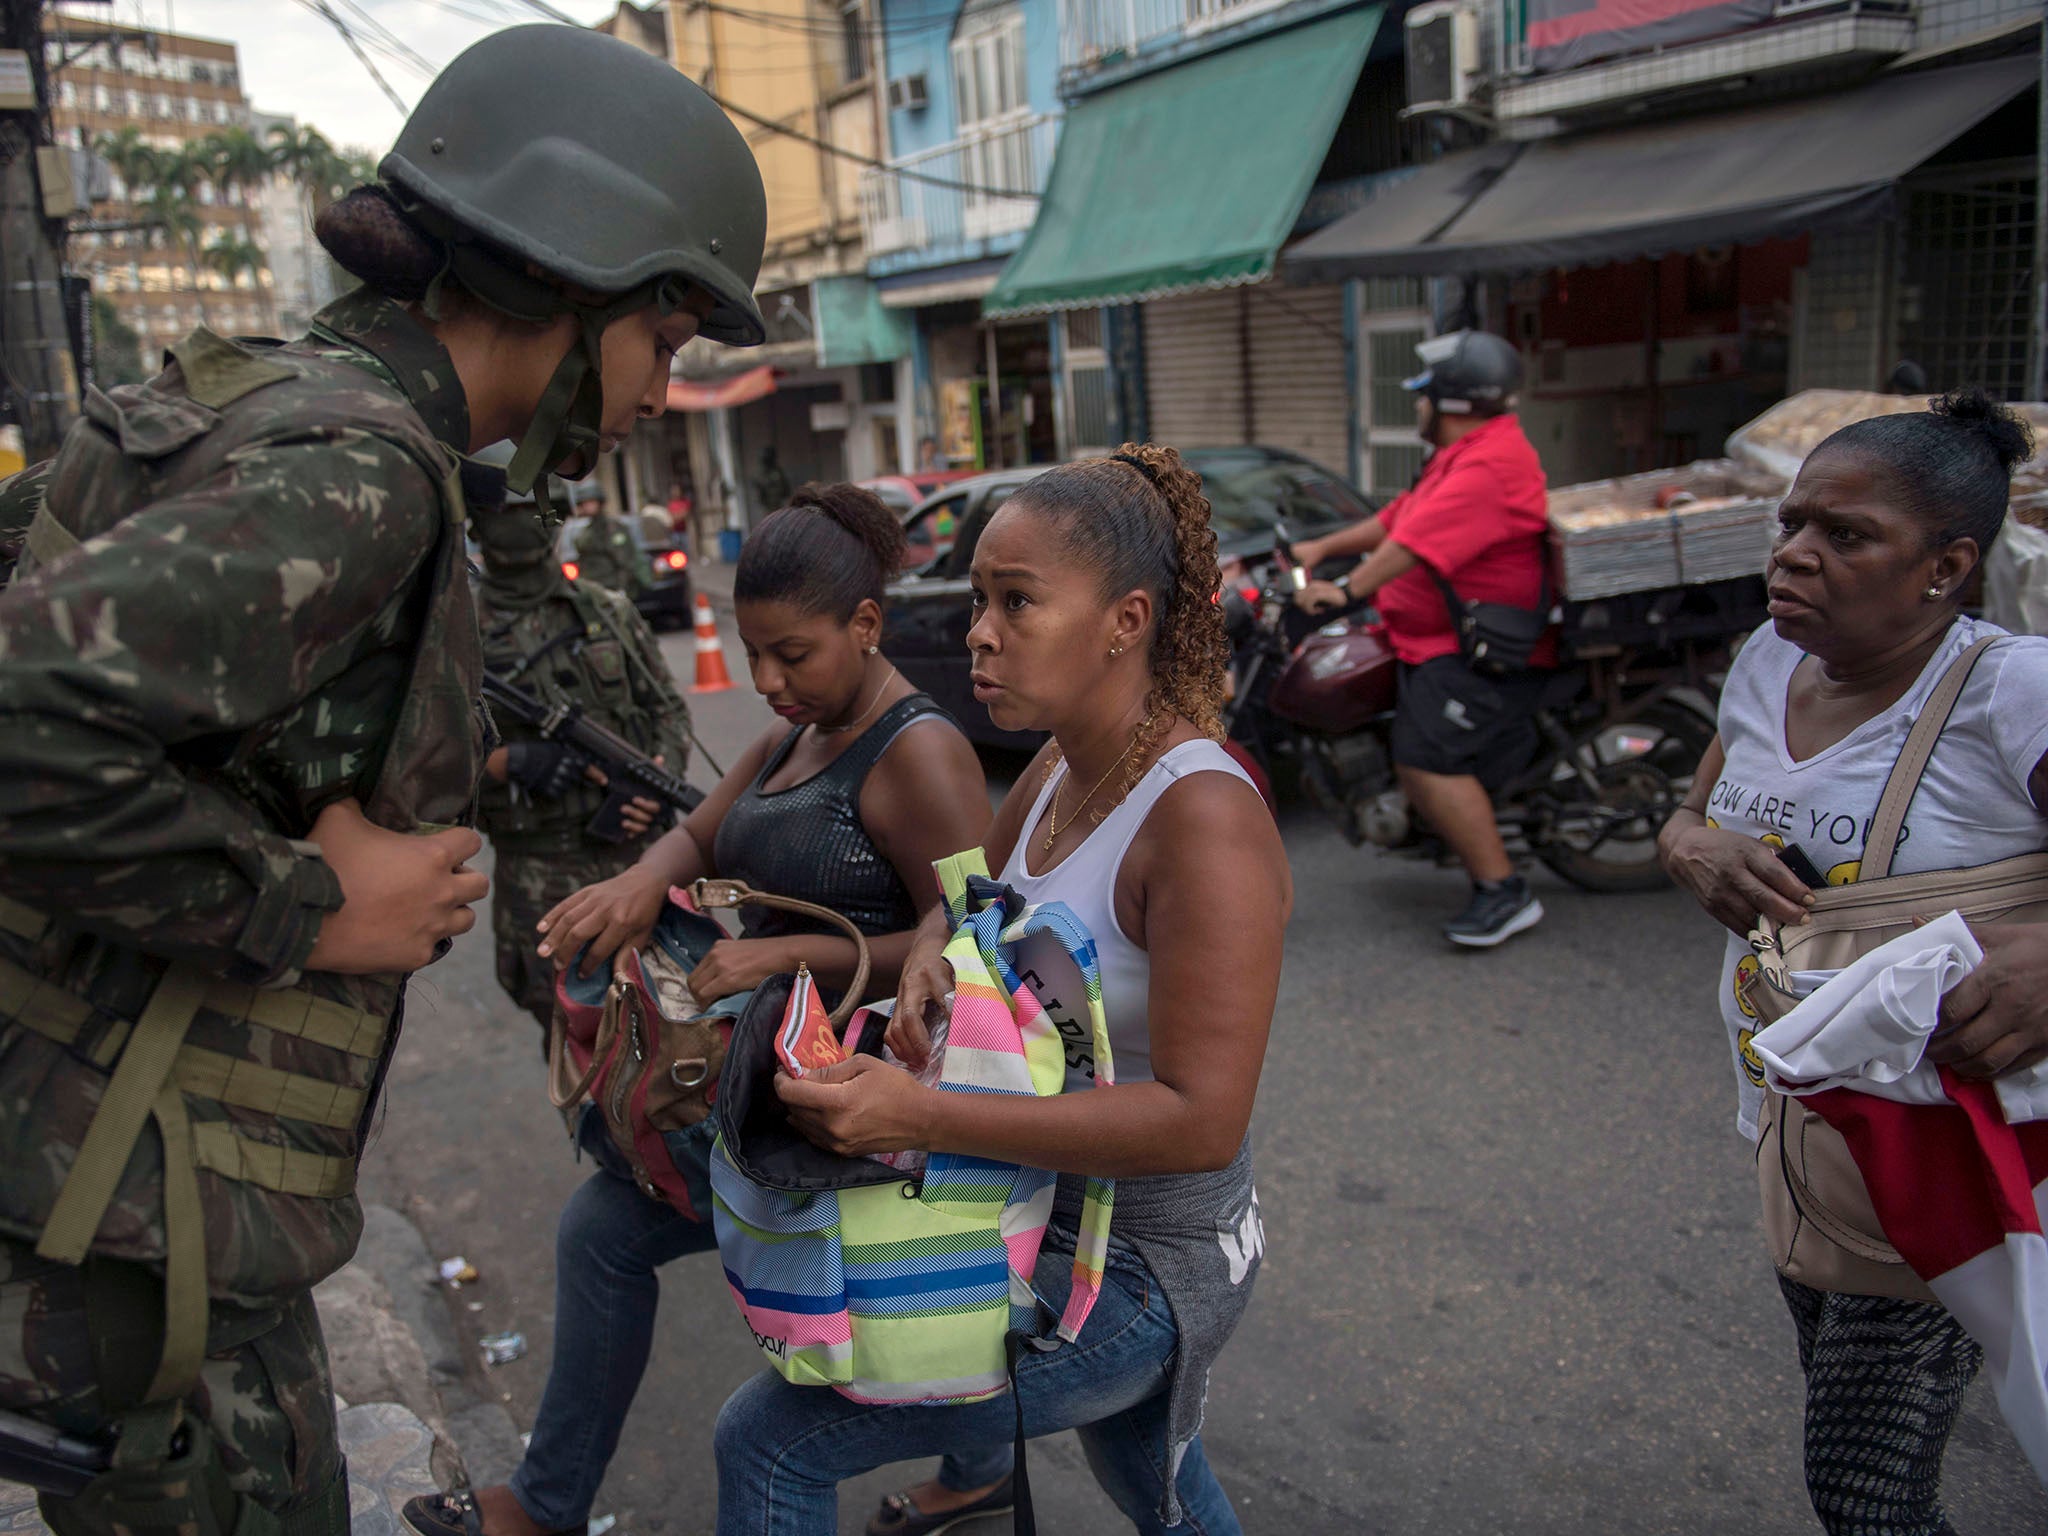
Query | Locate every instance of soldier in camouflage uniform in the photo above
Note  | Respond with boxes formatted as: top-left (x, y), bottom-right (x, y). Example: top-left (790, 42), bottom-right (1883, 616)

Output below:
top-left (470, 467), bottom-right (693, 1037)
top-left (0, 24), bottom-right (765, 1536)
top-left (570, 493), bottom-right (648, 602)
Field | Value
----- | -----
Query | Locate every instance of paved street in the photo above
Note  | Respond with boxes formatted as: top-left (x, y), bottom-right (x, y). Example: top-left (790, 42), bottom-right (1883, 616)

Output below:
top-left (358, 595), bottom-right (2047, 1536)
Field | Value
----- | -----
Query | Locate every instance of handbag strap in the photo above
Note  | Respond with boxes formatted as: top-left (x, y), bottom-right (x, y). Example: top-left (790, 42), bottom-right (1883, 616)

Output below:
top-left (1860, 637), bottom-right (2000, 880)
top-left (690, 879), bottom-right (872, 1028)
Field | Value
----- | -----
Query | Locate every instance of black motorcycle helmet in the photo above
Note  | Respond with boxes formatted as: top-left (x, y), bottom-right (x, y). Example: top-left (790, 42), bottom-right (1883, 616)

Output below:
top-left (1403, 330), bottom-right (1523, 417)
top-left (380, 24), bottom-right (768, 494)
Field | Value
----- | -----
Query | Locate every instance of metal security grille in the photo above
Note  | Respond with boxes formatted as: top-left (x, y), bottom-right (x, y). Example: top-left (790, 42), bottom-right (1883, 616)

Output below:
top-left (1362, 320), bottom-right (1429, 495)
top-left (1900, 163), bottom-right (2036, 400)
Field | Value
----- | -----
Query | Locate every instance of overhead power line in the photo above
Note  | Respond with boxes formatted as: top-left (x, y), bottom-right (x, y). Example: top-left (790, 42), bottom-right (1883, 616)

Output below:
top-left (371, 0), bottom-right (1038, 200)
top-left (704, 85), bottom-right (1039, 197)
top-left (293, 0), bottom-right (410, 113)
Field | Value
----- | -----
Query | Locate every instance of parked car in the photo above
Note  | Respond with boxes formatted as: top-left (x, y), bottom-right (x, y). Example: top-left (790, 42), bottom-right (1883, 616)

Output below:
top-left (556, 513), bottom-right (695, 629)
top-left (858, 470), bottom-right (983, 518)
top-left (883, 447), bottom-right (1376, 747)
top-left (856, 476), bottom-right (925, 518)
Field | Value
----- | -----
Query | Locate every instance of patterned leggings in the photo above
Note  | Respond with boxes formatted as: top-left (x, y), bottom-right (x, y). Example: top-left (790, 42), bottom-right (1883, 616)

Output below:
top-left (1778, 1276), bottom-right (1984, 1536)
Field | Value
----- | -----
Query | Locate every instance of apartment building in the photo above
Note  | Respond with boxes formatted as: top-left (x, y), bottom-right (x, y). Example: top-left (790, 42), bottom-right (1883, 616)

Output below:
top-left (42, 14), bottom-right (276, 360)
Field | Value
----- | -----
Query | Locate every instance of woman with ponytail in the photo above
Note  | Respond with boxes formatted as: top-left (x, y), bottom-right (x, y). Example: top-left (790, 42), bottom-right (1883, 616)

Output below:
top-left (715, 445), bottom-right (1292, 1535)
top-left (406, 484), bottom-right (996, 1536)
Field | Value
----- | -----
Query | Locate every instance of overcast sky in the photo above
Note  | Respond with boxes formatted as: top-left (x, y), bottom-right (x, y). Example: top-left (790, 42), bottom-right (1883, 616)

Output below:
top-left (56, 0), bottom-right (621, 153)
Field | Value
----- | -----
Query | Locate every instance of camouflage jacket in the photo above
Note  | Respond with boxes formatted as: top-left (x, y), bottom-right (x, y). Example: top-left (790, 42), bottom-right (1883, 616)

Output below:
top-left (476, 576), bottom-right (692, 850)
top-left (573, 515), bottom-right (647, 597)
top-left (0, 290), bottom-right (487, 1300)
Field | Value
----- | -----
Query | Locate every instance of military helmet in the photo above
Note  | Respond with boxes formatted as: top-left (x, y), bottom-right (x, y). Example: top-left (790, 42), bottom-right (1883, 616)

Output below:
top-left (379, 25), bottom-right (767, 493)
top-left (1403, 330), bottom-right (1523, 416)
top-left (383, 24), bottom-right (765, 345)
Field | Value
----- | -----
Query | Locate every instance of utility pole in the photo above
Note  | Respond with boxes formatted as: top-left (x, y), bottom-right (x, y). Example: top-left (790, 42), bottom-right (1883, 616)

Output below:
top-left (1, 0), bottom-right (82, 461)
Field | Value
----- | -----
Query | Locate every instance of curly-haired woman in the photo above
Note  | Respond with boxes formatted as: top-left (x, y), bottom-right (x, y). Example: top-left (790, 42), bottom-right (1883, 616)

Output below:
top-left (713, 445), bottom-right (1293, 1535)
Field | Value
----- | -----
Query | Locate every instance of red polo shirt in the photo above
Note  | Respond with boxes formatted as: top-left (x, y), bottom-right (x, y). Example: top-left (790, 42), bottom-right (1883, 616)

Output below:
top-left (1375, 414), bottom-right (1554, 668)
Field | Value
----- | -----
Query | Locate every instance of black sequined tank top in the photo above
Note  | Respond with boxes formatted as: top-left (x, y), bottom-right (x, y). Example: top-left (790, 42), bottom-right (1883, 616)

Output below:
top-left (711, 693), bottom-right (955, 940)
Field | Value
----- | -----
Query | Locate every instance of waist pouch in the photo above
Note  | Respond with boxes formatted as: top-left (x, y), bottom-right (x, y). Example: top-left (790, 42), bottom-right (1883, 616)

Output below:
top-left (709, 849), bottom-right (1116, 1407)
top-left (1738, 637), bottom-right (2048, 1295)
top-left (1427, 565), bottom-right (1550, 676)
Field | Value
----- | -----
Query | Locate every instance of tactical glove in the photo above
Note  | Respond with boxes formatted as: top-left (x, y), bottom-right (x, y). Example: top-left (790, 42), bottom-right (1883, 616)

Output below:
top-left (505, 740), bottom-right (585, 800)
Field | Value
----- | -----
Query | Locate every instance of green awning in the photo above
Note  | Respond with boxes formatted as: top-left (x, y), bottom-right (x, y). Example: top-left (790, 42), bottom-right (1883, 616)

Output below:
top-left (982, 5), bottom-right (1382, 317)
top-left (815, 274), bottom-right (913, 368)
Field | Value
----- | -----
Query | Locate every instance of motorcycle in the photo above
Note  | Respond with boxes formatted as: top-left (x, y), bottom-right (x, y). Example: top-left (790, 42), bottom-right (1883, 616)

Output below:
top-left (1220, 534), bottom-right (1738, 892)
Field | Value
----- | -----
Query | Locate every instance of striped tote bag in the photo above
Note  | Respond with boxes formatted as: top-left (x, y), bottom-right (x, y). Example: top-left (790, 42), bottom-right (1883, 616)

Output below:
top-left (708, 848), bottom-right (1116, 1405)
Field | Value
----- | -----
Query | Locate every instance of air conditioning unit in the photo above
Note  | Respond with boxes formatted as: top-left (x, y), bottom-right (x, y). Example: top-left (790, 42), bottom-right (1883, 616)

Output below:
top-left (1405, 0), bottom-right (1484, 115)
top-left (887, 73), bottom-right (929, 111)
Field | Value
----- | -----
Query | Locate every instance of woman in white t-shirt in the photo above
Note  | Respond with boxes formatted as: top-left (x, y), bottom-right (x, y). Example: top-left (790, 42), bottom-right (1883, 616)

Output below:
top-left (1658, 390), bottom-right (2048, 1535)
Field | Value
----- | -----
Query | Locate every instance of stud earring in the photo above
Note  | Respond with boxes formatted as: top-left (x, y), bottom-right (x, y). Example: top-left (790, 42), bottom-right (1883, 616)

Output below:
top-left (1925, 586), bottom-right (1944, 600)
top-left (867, 644), bottom-right (879, 655)
top-left (1109, 644), bottom-right (1124, 657)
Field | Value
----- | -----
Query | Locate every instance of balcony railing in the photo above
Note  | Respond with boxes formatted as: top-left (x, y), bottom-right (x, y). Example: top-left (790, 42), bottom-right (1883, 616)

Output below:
top-left (1058, 0), bottom-right (1295, 78)
top-left (859, 111), bottom-right (1060, 260)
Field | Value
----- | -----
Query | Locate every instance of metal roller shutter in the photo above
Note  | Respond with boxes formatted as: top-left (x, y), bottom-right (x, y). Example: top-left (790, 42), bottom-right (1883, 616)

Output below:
top-left (1246, 283), bottom-right (1349, 471)
top-left (1144, 289), bottom-right (1247, 449)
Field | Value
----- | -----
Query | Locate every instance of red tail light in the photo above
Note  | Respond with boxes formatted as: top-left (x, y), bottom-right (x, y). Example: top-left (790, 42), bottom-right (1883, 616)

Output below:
top-left (665, 550), bottom-right (688, 570)
top-left (562, 561), bottom-right (580, 581)
top-left (1239, 585), bottom-right (1260, 603)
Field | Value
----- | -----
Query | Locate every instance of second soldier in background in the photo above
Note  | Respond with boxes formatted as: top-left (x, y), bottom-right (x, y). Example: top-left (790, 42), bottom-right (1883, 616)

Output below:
top-left (469, 458), bottom-right (695, 1037)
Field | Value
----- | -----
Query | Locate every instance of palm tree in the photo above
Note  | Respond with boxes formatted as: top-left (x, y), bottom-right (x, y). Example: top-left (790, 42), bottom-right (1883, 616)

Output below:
top-left (267, 122), bottom-right (353, 214)
top-left (93, 126), bottom-right (161, 209)
top-left (143, 182), bottom-right (212, 329)
top-left (204, 127), bottom-right (275, 209)
top-left (267, 122), bottom-right (364, 304)
top-left (201, 234), bottom-right (266, 290)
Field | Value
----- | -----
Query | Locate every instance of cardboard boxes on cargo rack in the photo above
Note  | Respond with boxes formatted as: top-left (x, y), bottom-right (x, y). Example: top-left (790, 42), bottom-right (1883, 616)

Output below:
top-left (1546, 391), bottom-right (2048, 603)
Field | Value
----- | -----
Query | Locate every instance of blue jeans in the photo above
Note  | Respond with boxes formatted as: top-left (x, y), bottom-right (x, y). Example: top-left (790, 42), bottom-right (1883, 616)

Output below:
top-left (509, 1117), bottom-right (1011, 1529)
top-left (712, 1240), bottom-right (1241, 1536)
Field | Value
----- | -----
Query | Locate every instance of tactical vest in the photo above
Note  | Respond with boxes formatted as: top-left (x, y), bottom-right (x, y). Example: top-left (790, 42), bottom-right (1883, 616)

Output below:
top-left (0, 327), bottom-right (484, 1402)
top-left (476, 582), bottom-right (683, 848)
top-left (573, 518), bottom-right (645, 595)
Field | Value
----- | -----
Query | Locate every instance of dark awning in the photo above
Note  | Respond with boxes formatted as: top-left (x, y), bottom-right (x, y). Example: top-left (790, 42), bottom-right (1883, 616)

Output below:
top-left (982, 6), bottom-right (1382, 316)
top-left (1284, 53), bottom-right (2038, 282)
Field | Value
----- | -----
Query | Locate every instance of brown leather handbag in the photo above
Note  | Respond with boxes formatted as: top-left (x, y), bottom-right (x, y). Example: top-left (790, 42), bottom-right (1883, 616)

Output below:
top-left (547, 878), bottom-right (870, 1215)
top-left (1740, 637), bottom-right (2048, 1296)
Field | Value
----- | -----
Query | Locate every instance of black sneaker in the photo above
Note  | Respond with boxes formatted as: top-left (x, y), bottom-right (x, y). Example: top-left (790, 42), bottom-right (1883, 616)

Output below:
top-left (1442, 876), bottom-right (1544, 948)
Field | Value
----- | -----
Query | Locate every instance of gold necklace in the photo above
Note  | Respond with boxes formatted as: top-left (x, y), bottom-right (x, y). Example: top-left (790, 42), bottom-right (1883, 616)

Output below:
top-left (814, 666), bottom-right (897, 736)
top-left (1042, 715), bottom-right (1153, 852)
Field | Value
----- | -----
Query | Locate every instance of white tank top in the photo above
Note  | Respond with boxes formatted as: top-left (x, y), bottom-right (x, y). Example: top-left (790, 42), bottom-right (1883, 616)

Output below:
top-left (996, 738), bottom-right (1256, 1089)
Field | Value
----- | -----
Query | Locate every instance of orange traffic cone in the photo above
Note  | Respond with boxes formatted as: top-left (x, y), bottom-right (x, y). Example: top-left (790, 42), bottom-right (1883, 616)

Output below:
top-left (690, 592), bottom-right (735, 693)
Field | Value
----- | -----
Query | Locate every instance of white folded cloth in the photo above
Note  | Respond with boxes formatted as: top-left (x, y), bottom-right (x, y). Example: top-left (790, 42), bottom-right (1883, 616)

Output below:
top-left (1751, 911), bottom-right (2048, 1123)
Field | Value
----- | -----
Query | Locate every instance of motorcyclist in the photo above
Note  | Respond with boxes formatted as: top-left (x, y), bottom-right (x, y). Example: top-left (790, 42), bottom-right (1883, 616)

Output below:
top-left (1291, 330), bottom-right (1554, 946)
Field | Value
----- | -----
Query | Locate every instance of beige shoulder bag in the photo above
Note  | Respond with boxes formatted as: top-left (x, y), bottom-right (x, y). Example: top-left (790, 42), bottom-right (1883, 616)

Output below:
top-left (1741, 637), bottom-right (2048, 1297)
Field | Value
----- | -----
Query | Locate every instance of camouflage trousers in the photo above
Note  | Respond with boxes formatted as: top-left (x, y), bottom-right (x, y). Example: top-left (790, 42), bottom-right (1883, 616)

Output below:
top-left (490, 842), bottom-right (650, 1036)
top-left (0, 1237), bottom-right (342, 1532)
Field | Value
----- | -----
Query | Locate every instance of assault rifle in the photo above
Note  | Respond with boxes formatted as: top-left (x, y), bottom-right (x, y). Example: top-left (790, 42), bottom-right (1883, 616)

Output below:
top-left (482, 671), bottom-right (706, 844)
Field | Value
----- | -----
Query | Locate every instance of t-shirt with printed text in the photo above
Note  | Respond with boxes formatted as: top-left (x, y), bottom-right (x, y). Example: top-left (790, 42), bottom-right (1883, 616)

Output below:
top-left (1708, 616), bottom-right (2048, 1138)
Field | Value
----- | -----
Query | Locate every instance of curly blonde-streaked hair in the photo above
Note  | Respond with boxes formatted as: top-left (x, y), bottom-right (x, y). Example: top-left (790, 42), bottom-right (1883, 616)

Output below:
top-left (1011, 442), bottom-right (1230, 812)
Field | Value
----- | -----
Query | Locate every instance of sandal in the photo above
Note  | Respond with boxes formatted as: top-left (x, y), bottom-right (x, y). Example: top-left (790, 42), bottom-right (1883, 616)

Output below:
top-left (864, 1474), bottom-right (1016, 1536)
top-left (402, 1491), bottom-right (585, 1536)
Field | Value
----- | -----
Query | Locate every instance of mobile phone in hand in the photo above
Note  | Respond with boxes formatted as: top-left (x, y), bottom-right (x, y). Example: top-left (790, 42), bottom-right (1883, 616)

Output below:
top-left (1775, 842), bottom-right (1827, 889)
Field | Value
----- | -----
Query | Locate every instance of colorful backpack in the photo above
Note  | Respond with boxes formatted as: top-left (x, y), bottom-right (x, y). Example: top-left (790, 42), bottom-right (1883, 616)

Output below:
top-left (709, 849), bottom-right (1115, 1406)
